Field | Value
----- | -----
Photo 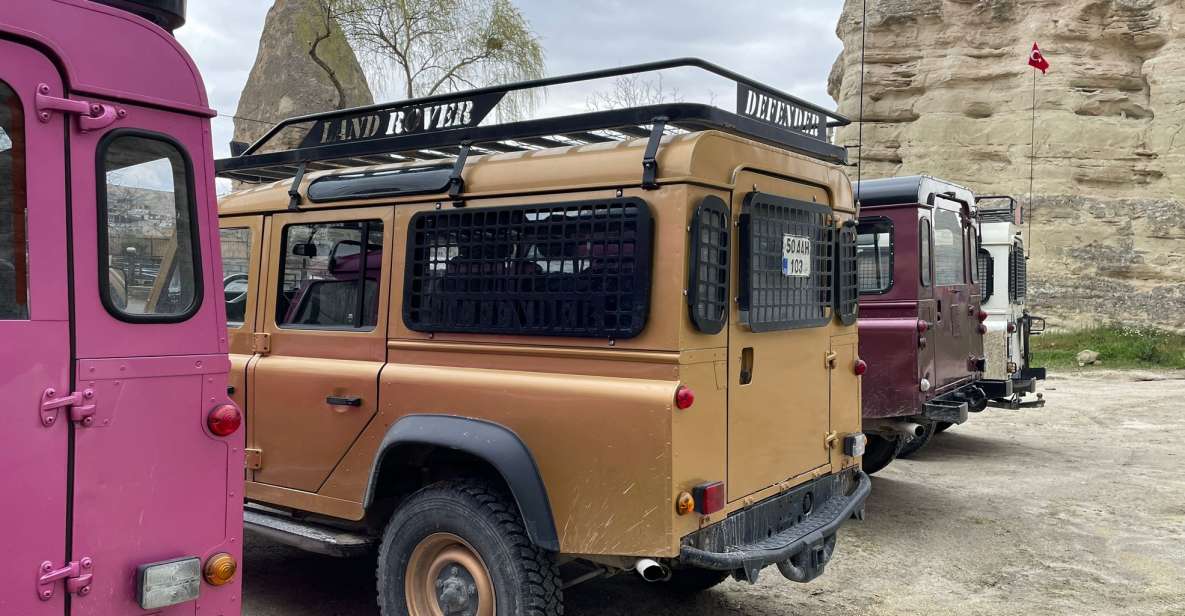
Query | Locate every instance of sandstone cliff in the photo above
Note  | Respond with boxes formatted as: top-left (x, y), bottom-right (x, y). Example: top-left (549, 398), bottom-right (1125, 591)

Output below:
top-left (829, 0), bottom-right (1185, 329)
top-left (233, 0), bottom-right (373, 152)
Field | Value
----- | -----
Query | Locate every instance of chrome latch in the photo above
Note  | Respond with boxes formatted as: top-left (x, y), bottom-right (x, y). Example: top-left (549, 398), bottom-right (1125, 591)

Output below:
top-left (38, 558), bottom-right (93, 601)
top-left (35, 83), bottom-right (125, 132)
top-left (40, 388), bottom-right (97, 427)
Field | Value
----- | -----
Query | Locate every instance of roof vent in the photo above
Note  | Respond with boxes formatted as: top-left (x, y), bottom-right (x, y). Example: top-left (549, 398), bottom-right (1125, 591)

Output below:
top-left (92, 0), bottom-right (186, 33)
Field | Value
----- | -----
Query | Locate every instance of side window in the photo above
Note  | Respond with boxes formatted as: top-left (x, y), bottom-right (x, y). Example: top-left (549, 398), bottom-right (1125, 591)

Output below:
top-left (919, 218), bottom-right (932, 287)
top-left (856, 218), bottom-right (892, 294)
top-left (100, 133), bottom-right (200, 320)
top-left (0, 80), bottom-right (27, 320)
top-left (220, 228), bottom-right (251, 327)
top-left (933, 209), bottom-right (965, 286)
top-left (277, 220), bottom-right (383, 329)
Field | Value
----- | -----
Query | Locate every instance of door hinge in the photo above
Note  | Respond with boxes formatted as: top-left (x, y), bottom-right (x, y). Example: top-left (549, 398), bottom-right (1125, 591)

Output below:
top-left (38, 557), bottom-right (94, 601)
top-left (245, 448), bottom-right (263, 470)
top-left (824, 351), bottom-right (838, 370)
top-left (40, 388), bottom-right (97, 428)
top-left (252, 333), bottom-right (271, 355)
top-left (35, 83), bottom-right (125, 132)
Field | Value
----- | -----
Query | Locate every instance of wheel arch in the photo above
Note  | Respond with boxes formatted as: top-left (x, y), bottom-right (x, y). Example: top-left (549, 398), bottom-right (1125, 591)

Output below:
top-left (364, 414), bottom-right (560, 552)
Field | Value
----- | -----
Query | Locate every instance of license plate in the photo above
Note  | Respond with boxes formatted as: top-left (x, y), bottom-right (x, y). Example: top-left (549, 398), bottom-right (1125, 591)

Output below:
top-left (781, 234), bottom-right (811, 277)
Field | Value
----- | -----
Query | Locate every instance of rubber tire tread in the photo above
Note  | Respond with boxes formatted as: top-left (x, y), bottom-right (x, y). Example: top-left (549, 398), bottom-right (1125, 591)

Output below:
top-left (661, 568), bottom-right (731, 594)
top-left (376, 480), bottom-right (563, 616)
top-left (861, 434), bottom-right (902, 475)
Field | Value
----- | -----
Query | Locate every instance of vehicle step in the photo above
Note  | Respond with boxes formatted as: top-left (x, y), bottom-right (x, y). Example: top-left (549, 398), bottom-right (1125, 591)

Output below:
top-left (244, 507), bottom-right (374, 558)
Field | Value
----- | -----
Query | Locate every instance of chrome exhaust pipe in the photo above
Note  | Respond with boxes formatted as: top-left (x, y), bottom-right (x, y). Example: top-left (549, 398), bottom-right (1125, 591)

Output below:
top-left (892, 422), bottom-right (925, 439)
top-left (634, 558), bottom-right (671, 582)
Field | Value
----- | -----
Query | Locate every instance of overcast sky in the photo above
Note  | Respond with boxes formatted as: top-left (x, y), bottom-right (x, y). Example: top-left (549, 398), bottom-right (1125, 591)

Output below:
top-left (176, 1), bottom-right (845, 161)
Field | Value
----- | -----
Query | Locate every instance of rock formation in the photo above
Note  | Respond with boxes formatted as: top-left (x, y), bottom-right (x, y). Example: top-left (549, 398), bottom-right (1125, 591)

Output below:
top-left (233, 0), bottom-right (373, 152)
top-left (829, 0), bottom-right (1185, 329)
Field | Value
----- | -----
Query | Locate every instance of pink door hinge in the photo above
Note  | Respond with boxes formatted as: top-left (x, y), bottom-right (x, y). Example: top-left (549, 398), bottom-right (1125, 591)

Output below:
top-left (38, 558), bottom-right (94, 601)
top-left (35, 83), bottom-right (125, 132)
top-left (40, 388), bottom-right (97, 427)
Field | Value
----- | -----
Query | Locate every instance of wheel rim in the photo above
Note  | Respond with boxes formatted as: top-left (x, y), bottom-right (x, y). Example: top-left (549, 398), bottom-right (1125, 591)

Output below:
top-left (405, 532), bottom-right (495, 616)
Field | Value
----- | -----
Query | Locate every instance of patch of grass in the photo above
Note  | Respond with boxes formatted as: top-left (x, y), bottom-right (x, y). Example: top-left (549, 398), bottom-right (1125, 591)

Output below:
top-left (1031, 325), bottom-right (1185, 370)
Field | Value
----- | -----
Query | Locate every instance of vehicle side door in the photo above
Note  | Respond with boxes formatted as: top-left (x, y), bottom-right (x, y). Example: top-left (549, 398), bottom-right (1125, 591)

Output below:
top-left (248, 206), bottom-right (393, 493)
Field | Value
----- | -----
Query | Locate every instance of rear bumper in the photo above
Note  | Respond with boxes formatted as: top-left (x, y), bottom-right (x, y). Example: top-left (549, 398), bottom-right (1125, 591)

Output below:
top-left (677, 467), bottom-right (869, 584)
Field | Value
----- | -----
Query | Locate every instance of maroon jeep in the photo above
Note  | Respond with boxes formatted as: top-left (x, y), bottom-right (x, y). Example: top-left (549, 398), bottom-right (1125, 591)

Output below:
top-left (855, 176), bottom-right (991, 473)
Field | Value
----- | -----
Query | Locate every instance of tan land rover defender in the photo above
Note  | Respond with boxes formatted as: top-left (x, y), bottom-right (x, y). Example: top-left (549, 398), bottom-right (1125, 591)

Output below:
top-left (217, 59), bottom-right (869, 615)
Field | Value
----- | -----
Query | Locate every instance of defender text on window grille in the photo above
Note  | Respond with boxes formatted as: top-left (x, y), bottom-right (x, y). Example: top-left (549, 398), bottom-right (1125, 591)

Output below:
top-left (404, 198), bottom-right (653, 338)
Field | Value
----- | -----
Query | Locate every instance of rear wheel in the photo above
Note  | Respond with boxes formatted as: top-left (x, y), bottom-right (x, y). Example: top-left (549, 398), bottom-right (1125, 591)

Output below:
top-left (934, 421), bottom-right (954, 434)
top-left (377, 480), bottom-right (563, 616)
top-left (861, 434), bottom-right (901, 475)
top-left (897, 421), bottom-right (936, 459)
top-left (660, 568), bottom-right (730, 594)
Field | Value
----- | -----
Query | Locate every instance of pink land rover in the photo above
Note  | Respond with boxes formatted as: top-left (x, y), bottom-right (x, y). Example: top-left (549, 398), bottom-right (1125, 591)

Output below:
top-left (0, 1), bottom-right (242, 614)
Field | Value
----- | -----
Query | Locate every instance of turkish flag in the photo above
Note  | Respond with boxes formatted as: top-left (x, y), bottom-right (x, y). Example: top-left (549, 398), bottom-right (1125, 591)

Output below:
top-left (1028, 42), bottom-right (1050, 73)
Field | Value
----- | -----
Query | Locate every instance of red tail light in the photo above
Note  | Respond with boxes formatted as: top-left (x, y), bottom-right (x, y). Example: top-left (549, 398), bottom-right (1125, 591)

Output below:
top-left (1007, 322), bottom-right (1017, 333)
top-left (977, 323), bottom-right (988, 335)
top-left (977, 310), bottom-right (989, 322)
top-left (693, 481), bottom-right (725, 515)
top-left (917, 320), bottom-right (929, 334)
top-left (674, 385), bottom-right (695, 410)
top-left (207, 404), bottom-right (241, 437)
top-left (854, 359), bottom-right (868, 376)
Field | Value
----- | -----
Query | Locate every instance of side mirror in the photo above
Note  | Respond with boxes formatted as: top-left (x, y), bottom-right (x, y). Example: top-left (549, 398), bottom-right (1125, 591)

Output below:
top-left (292, 243), bottom-right (318, 257)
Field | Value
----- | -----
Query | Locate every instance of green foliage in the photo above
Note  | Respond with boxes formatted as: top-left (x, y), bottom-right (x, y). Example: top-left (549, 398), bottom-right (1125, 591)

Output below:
top-left (1030, 324), bottom-right (1185, 369)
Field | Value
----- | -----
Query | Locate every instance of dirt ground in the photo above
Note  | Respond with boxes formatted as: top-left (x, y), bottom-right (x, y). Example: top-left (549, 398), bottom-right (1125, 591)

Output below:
top-left (242, 371), bottom-right (1185, 616)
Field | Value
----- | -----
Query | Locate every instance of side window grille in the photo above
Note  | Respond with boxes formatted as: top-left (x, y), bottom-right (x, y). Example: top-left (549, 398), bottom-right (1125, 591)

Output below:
top-left (687, 195), bottom-right (730, 334)
top-left (738, 192), bottom-right (833, 332)
top-left (1009, 245), bottom-right (1027, 302)
top-left (835, 220), bottom-right (858, 325)
top-left (977, 248), bottom-right (994, 302)
top-left (403, 198), bottom-right (653, 338)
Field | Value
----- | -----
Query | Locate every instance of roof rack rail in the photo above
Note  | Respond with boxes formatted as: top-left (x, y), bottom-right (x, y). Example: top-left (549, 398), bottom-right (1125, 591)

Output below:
top-left (976, 195), bottom-right (1022, 224)
top-left (215, 58), bottom-right (850, 185)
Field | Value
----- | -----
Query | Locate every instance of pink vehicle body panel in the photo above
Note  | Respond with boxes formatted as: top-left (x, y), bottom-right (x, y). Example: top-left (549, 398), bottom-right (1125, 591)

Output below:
top-left (0, 1), bottom-right (241, 615)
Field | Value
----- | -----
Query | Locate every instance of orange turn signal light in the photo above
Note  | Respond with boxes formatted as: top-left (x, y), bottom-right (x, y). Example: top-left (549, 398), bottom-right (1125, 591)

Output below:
top-left (676, 491), bottom-right (695, 515)
top-left (203, 553), bottom-right (237, 586)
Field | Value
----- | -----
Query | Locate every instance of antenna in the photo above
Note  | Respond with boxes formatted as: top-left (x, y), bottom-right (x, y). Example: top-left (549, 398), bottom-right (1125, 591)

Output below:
top-left (856, 0), bottom-right (868, 203)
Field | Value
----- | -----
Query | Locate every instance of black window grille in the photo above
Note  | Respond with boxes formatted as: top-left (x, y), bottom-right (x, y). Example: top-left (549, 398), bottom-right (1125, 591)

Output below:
top-left (403, 198), bottom-right (653, 338)
top-left (835, 220), bottom-right (858, 325)
top-left (1009, 244), bottom-right (1027, 302)
top-left (738, 192), bottom-right (833, 332)
top-left (687, 195), bottom-right (730, 334)
top-left (977, 248), bottom-right (994, 302)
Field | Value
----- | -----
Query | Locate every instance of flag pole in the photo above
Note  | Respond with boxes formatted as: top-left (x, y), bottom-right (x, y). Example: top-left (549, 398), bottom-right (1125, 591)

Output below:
top-left (1027, 67), bottom-right (1036, 246)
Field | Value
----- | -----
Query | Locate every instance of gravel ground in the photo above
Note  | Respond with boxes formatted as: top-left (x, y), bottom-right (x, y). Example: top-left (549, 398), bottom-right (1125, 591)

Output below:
top-left (243, 371), bottom-right (1185, 616)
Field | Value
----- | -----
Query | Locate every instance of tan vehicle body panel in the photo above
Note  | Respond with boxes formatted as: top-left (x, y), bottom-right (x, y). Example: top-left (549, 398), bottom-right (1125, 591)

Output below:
top-left (219, 130), bottom-right (861, 558)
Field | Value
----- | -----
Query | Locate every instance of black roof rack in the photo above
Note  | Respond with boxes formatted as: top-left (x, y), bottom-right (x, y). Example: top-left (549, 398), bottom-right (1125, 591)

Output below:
top-left (216, 58), bottom-right (849, 186)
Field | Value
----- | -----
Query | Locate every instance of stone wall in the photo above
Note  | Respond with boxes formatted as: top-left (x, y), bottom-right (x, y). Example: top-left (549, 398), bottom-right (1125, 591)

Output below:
top-left (829, 0), bottom-right (1185, 329)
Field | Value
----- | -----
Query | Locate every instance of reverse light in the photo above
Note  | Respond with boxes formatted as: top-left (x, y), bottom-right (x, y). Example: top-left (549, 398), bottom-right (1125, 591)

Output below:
top-left (919, 378), bottom-right (932, 392)
top-left (1007, 322), bottom-right (1017, 333)
top-left (203, 553), bottom-right (237, 586)
top-left (843, 433), bottom-right (867, 457)
top-left (693, 481), bottom-right (725, 515)
top-left (137, 557), bottom-right (201, 610)
top-left (977, 310), bottom-right (989, 322)
top-left (207, 404), bottom-right (241, 437)
top-left (854, 359), bottom-right (868, 376)
top-left (674, 385), bottom-right (695, 410)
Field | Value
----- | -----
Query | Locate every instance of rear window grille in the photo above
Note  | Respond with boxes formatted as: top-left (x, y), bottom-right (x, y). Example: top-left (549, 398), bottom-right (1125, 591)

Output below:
top-left (687, 196), bottom-right (730, 334)
top-left (403, 198), bottom-right (653, 338)
top-left (977, 249), bottom-right (994, 302)
top-left (835, 220), bottom-right (858, 325)
top-left (1009, 245), bottom-right (1027, 302)
top-left (738, 192), bottom-right (833, 332)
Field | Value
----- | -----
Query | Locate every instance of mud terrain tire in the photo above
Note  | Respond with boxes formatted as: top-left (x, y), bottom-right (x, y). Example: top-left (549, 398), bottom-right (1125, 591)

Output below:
top-left (861, 434), bottom-right (902, 475)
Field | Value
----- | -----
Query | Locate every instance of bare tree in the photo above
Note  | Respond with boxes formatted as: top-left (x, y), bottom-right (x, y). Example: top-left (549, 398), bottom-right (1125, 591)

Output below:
top-left (334, 0), bottom-right (544, 117)
top-left (585, 74), bottom-right (683, 111)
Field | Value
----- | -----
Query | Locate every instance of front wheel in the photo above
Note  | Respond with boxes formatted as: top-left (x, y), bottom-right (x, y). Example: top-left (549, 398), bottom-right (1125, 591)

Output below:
top-left (861, 434), bottom-right (901, 475)
top-left (377, 480), bottom-right (563, 616)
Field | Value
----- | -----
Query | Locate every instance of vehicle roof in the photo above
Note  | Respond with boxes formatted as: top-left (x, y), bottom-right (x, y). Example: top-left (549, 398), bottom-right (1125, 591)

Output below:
top-left (0, 0), bottom-right (212, 117)
top-left (219, 129), bottom-right (856, 217)
top-left (855, 175), bottom-right (976, 210)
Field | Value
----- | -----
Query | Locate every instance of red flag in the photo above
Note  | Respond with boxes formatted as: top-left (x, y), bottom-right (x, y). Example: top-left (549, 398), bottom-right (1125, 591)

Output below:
top-left (1028, 42), bottom-right (1050, 73)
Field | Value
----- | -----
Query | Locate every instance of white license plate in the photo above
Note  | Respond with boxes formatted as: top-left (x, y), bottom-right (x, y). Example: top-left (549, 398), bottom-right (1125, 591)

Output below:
top-left (781, 234), bottom-right (811, 277)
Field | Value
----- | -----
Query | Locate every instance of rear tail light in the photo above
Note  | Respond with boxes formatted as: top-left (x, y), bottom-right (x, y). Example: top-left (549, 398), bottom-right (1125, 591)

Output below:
top-left (854, 359), bottom-right (868, 376)
top-left (207, 404), bottom-right (241, 437)
top-left (977, 323), bottom-right (988, 335)
top-left (1007, 322), bottom-right (1017, 333)
top-left (843, 433), bottom-right (867, 457)
top-left (917, 320), bottom-right (929, 334)
top-left (203, 553), bottom-right (237, 586)
top-left (674, 385), bottom-right (695, 410)
top-left (693, 481), bottom-right (725, 515)
top-left (977, 310), bottom-right (989, 322)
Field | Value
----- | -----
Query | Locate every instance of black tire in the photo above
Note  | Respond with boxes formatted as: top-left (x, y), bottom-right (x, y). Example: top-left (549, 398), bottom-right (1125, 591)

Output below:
top-left (861, 434), bottom-right (901, 475)
top-left (934, 421), bottom-right (954, 434)
top-left (897, 421), bottom-right (936, 459)
top-left (377, 480), bottom-right (563, 616)
top-left (661, 568), bottom-right (730, 594)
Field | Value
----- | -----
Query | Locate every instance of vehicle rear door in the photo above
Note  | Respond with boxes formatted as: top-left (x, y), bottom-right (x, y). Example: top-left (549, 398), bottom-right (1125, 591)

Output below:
top-left (219, 215), bottom-right (266, 456)
top-left (930, 202), bottom-right (970, 388)
top-left (727, 171), bottom-right (832, 500)
top-left (0, 39), bottom-right (71, 616)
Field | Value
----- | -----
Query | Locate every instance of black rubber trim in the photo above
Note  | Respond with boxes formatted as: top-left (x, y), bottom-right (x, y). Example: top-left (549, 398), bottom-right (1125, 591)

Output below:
top-left (678, 471), bottom-right (869, 571)
top-left (365, 414), bottom-right (559, 551)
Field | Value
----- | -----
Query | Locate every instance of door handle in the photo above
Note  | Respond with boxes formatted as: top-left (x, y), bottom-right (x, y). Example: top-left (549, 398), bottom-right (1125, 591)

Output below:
top-left (326, 395), bottom-right (362, 407)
